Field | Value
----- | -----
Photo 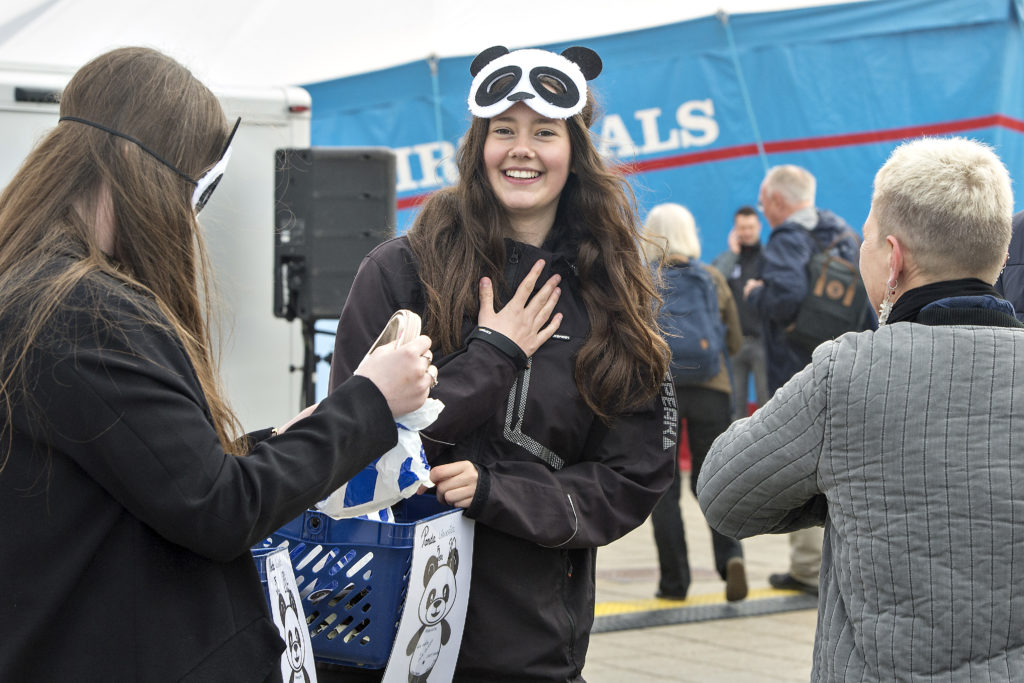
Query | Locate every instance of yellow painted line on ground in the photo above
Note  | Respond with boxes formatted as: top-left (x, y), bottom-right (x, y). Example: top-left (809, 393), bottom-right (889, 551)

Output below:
top-left (595, 588), bottom-right (807, 617)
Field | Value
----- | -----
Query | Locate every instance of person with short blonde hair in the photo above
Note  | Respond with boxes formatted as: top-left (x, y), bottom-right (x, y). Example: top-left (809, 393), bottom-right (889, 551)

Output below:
top-left (699, 136), bottom-right (1024, 681)
top-left (871, 136), bottom-right (1011, 281)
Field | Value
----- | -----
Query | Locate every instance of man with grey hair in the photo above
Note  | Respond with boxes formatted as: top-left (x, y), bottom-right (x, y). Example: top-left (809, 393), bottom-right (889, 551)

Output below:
top-left (700, 138), bottom-right (1022, 681)
top-left (742, 164), bottom-right (869, 596)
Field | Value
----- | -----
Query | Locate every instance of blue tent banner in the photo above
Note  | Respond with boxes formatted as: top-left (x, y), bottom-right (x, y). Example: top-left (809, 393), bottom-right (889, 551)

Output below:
top-left (306, 0), bottom-right (1024, 256)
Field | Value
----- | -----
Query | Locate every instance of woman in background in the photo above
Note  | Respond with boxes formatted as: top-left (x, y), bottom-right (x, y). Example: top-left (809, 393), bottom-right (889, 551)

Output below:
top-left (642, 202), bottom-right (747, 603)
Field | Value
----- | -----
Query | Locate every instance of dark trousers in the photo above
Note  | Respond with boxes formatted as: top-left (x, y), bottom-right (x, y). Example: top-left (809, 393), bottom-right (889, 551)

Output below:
top-left (730, 335), bottom-right (769, 420)
top-left (650, 386), bottom-right (743, 597)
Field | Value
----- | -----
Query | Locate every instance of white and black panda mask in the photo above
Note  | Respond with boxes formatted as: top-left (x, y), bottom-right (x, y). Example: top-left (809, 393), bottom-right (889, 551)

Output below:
top-left (468, 46), bottom-right (602, 120)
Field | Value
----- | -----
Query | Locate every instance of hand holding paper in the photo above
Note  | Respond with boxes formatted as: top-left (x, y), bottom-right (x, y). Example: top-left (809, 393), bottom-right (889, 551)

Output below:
top-left (318, 310), bottom-right (445, 519)
top-left (354, 312), bottom-right (434, 417)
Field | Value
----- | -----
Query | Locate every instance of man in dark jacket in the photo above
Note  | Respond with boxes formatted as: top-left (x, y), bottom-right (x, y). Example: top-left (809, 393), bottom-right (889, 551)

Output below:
top-left (712, 205), bottom-right (767, 420)
top-left (742, 164), bottom-right (868, 596)
top-left (995, 210), bottom-right (1024, 321)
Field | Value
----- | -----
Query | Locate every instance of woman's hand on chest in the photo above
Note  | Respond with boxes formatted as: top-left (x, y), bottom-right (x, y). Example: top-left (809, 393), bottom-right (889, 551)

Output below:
top-left (479, 258), bottom-right (563, 358)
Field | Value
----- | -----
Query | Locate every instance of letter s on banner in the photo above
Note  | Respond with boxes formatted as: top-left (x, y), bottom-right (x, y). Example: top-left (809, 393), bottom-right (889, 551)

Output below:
top-left (678, 99), bottom-right (719, 148)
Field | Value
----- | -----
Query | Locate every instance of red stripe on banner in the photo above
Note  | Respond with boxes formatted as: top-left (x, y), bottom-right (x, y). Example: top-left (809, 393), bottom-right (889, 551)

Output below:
top-left (395, 114), bottom-right (1024, 210)
top-left (396, 193), bottom-right (431, 210)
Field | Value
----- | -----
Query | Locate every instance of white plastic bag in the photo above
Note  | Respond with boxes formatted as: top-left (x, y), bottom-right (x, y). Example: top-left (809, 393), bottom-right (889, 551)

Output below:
top-left (317, 310), bottom-right (443, 520)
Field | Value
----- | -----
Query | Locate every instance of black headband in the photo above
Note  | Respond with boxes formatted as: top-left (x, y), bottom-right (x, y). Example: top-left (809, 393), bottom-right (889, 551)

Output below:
top-left (59, 115), bottom-right (196, 185)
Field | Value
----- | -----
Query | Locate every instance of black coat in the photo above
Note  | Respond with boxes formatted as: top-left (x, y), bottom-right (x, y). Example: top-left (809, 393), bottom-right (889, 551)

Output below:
top-left (995, 210), bottom-right (1024, 321)
top-left (329, 235), bottom-right (675, 682)
top-left (0, 267), bottom-right (397, 681)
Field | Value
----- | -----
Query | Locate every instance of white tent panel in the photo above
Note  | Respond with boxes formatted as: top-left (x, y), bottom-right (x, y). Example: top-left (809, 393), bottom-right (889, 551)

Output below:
top-left (0, 0), bottom-right (869, 87)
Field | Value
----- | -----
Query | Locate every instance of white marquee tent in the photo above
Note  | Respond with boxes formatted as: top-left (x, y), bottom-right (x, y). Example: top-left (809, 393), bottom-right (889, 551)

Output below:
top-left (0, 0), bottom-right (867, 86)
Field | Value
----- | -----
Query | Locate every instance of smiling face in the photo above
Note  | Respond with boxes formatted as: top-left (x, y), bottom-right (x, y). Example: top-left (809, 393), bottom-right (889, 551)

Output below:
top-left (418, 565), bottom-right (456, 626)
top-left (483, 101), bottom-right (572, 236)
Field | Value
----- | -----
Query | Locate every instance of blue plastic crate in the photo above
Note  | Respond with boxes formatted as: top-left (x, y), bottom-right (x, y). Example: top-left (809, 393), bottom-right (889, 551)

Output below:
top-left (252, 495), bottom-right (455, 669)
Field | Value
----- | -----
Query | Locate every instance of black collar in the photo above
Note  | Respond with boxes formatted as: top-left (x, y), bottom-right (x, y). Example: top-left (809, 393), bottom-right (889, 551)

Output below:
top-left (888, 278), bottom-right (1022, 329)
top-left (888, 279), bottom-right (997, 324)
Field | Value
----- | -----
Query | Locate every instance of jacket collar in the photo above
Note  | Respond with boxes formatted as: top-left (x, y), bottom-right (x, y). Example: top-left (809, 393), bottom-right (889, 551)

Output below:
top-left (912, 287), bottom-right (1024, 329)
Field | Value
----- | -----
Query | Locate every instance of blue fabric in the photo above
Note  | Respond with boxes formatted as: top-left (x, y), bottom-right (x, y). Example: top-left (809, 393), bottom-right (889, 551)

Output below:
top-left (924, 294), bottom-right (1017, 315)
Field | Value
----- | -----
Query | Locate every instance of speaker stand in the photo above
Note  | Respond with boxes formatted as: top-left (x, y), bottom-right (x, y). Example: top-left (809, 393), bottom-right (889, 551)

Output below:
top-left (300, 319), bottom-right (317, 408)
top-left (290, 319), bottom-right (333, 411)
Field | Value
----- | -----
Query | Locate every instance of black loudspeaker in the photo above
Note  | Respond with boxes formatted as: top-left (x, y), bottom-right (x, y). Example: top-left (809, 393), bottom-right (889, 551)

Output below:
top-left (274, 148), bottom-right (396, 321)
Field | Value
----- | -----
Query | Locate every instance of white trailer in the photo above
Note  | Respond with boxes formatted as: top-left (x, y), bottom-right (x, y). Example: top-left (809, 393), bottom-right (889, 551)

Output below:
top-left (0, 64), bottom-right (313, 430)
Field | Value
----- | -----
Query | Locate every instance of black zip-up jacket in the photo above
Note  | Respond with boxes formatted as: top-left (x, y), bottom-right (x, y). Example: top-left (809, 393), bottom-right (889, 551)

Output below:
top-left (330, 235), bottom-right (675, 682)
top-left (712, 242), bottom-right (765, 337)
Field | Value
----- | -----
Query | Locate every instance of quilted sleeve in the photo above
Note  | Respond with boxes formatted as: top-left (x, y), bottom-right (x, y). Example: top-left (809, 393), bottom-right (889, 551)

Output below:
top-left (696, 342), bottom-right (833, 538)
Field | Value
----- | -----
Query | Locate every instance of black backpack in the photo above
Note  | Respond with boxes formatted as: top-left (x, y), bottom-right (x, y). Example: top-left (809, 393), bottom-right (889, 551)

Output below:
top-left (785, 230), bottom-right (868, 353)
top-left (659, 263), bottom-right (726, 384)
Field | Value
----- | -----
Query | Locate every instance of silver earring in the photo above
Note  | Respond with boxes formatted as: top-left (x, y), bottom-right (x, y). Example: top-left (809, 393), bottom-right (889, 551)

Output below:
top-left (877, 278), bottom-right (898, 325)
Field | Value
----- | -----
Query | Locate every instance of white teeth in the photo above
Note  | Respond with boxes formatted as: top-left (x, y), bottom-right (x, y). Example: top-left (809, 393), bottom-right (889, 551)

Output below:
top-left (505, 169), bottom-right (539, 179)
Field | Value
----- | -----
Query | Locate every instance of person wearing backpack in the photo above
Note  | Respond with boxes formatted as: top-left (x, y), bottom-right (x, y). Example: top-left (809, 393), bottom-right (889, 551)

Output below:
top-left (642, 203), bottom-right (746, 602)
top-left (742, 164), bottom-right (872, 596)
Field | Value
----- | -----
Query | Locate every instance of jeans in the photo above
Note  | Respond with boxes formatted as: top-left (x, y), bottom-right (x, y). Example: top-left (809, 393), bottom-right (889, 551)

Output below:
top-left (650, 386), bottom-right (743, 597)
top-left (730, 336), bottom-right (768, 421)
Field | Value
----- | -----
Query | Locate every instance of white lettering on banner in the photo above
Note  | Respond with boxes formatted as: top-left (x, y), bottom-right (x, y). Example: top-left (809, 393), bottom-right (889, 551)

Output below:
top-left (394, 146), bottom-right (418, 192)
top-left (598, 99), bottom-right (719, 159)
top-left (393, 141), bottom-right (458, 192)
top-left (415, 142), bottom-right (458, 187)
top-left (635, 108), bottom-right (679, 154)
top-left (391, 99), bottom-right (719, 194)
top-left (678, 99), bottom-right (719, 148)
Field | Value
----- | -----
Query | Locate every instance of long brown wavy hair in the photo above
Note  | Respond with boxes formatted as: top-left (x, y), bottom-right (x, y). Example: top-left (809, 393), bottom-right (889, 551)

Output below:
top-left (407, 93), bottom-right (669, 420)
top-left (0, 47), bottom-right (246, 474)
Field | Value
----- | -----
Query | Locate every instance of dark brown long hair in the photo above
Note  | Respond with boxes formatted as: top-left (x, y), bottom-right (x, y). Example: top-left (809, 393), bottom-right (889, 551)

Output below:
top-left (407, 93), bottom-right (669, 420)
top-left (0, 47), bottom-right (245, 473)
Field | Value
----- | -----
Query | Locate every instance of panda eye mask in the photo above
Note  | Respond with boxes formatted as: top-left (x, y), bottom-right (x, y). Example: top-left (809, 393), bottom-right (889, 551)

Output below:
top-left (468, 45), bottom-right (602, 120)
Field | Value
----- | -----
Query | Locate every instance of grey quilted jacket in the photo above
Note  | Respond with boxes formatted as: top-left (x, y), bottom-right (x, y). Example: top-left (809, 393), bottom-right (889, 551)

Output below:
top-left (697, 318), bottom-right (1024, 681)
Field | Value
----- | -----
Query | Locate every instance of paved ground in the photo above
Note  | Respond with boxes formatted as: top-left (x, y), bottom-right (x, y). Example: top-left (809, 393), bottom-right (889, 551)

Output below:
top-left (582, 474), bottom-right (819, 682)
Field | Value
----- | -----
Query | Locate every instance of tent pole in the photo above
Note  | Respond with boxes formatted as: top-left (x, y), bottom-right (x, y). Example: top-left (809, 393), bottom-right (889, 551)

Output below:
top-left (718, 10), bottom-right (769, 175)
top-left (428, 54), bottom-right (444, 143)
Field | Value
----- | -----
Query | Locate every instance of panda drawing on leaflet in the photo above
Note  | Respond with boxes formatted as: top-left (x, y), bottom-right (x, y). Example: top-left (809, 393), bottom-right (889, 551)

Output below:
top-left (405, 538), bottom-right (459, 683)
